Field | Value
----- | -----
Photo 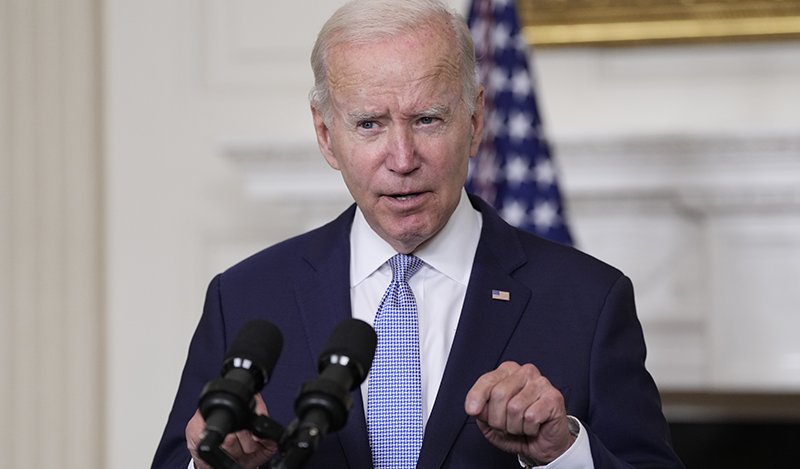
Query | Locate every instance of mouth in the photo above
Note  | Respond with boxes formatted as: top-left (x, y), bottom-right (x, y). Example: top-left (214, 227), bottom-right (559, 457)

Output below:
top-left (392, 193), bottom-right (421, 201)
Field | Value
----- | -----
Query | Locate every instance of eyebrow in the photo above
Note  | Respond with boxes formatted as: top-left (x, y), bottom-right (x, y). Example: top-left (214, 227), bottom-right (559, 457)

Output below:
top-left (346, 104), bottom-right (452, 123)
top-left (347, 110), bottom-right (383, 122)
top-left (416, 104), bottom-right (451, 118)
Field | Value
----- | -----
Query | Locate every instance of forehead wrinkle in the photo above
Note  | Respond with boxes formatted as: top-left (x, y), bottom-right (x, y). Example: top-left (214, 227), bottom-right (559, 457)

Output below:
top-left (329, 39), bottom-right (461, 90)
top-left (326, 26), bottom-right (465, 123)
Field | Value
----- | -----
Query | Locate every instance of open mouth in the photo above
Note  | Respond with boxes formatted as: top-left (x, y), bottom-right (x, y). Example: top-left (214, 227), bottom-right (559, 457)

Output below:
top-left (392, 193), bottom-right (421, 201)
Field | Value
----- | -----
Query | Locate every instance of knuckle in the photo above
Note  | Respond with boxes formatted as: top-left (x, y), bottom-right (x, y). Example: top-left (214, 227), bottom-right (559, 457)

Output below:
top-left (496, 361), bottom-right (521, 378)
top-left (542, 385), bottom-right (563, 404)
top-left (489, 386), bottom-right (509, 402)
top-left (499, 360), bottom-right (520, 371)
top-left (519, 363), bottom-right (541, 378)
top-left (523, 406), bottom-right (543, 425)
top-left (530, 373), bottom-right (552, 390)
top-left (507, 398), bottom-right (526, 416)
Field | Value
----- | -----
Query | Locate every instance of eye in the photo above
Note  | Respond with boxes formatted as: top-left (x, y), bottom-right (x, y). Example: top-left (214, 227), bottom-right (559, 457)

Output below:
top-left (419, 116), bottom-right (437, 125)
top-left (358, 121), bottom-right (376, 130)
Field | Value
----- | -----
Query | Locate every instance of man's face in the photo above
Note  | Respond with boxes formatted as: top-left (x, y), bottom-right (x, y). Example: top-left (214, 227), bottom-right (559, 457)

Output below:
top-left (313, 24), bottom-right (484, 254)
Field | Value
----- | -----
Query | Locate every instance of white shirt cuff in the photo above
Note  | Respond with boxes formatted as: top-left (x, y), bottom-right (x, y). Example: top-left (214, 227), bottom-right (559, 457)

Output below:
top-left (519, 416), bottom-right (594, 469)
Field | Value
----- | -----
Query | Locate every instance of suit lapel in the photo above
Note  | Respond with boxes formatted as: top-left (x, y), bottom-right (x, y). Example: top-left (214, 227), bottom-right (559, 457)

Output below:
top-left (417, 196), bottom-right (532, 469)
top-left (294, 204), bottom-right (373, 469)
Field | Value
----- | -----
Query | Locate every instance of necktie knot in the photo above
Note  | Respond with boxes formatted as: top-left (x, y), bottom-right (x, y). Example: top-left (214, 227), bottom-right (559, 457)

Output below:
top-left (387, 253), bottom-right (424, 284)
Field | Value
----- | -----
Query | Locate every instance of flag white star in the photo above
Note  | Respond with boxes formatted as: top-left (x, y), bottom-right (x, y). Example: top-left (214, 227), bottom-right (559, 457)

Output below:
top-left (511, 68), bottom-right (532, 99)
top-left (504, 156), bottom-right (529, 188)
top-left (491, 22), bottom-right (511, 51)
top-left (486, 109), bottom-right (505, 138)
top-left (507, 111), bottom-right (532, 142)
top-left (532, 200), bottom-right (559, 232)
top-left (488, 67), bottom-right (509, 96)
top-left (501, 199), bottom-right (528, 227)
top-left (533, 159), bottom-right (556, 187)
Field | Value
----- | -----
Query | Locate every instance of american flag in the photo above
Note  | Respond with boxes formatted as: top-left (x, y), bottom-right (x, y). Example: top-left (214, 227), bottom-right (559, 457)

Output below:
top-left (465, 0), bottom-right (573, 246)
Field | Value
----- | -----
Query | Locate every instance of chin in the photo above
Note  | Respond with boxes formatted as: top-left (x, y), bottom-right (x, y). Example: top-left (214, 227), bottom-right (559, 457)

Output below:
top-left (391, 227), bottom-right (439, 251)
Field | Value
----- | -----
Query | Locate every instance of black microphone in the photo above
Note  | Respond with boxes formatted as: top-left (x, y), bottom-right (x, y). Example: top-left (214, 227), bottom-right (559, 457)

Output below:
top-left (198, 319), bottom-right (284, 448)
top-left (273, 318), bottom-right (377, 469)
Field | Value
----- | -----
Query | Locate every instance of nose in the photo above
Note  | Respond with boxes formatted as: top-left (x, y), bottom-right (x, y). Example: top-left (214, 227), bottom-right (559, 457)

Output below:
top-left (384, 126), bottom-right (419, 174)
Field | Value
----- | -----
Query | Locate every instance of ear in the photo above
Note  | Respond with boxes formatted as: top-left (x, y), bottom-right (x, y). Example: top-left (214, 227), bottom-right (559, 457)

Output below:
top-left (312, 105), bottom-right (340, 170)
top-left (468, 86), bottom-right (485, 158)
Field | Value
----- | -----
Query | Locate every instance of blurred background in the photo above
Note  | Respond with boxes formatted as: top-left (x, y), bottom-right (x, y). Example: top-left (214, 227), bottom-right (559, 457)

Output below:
top-left (1, 0), bottom-right (799, 468)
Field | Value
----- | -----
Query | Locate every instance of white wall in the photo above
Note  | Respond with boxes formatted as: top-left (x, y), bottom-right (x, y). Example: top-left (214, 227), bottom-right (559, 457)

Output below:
top-left (1, 2), bottom-right (103, 469)
top-left (102, 2), bottom-right (800, 469)
top-left (532, 43), bottom-right (800, 393)
top-left (534, 42), bottom-right (800, 138)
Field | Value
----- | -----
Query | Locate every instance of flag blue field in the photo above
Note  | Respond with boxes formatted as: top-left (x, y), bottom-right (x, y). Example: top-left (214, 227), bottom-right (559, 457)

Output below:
top-left (465, 0), bottom-right (573, 246)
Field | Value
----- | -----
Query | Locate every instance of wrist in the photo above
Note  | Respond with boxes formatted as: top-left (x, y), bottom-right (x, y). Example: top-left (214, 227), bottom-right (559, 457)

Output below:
top-left (518, 417), bottom-right (580, 468)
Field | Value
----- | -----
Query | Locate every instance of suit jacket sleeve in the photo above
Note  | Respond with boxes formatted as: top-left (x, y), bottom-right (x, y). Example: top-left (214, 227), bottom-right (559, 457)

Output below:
top-left (581, 275), bottom-right (681, 468)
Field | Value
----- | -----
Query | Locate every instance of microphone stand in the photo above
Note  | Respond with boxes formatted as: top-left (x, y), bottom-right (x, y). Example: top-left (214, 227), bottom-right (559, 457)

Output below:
top-left (197, 411), bottom-right (327, 469)
top-left (197, 392), bottom-right (347, 469)
top-left (197, 318), bottom-right (375, 469)
top-left (197, 413), bottom-right (286, 469)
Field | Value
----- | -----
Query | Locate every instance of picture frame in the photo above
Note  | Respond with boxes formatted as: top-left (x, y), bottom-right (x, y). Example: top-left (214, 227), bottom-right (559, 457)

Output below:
top-left (517, 0), bottom-right (800, 46)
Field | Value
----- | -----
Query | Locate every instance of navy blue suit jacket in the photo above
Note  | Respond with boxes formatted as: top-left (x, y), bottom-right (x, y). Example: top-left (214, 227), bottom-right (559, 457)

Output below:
top-left (152, 195), bottom-right (683, 469)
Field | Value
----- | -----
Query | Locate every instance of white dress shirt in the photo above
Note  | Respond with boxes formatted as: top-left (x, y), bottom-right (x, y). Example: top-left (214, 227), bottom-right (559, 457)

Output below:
top-left (350, 189), bottom-right (482, 425)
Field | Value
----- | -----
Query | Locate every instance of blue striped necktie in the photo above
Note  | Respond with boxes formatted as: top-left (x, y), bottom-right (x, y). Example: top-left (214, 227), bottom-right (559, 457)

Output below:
top-left (368, 253), bottom-right (425, 469)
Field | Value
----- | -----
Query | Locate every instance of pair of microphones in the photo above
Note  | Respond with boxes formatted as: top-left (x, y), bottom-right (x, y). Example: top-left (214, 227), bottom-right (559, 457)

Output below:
top-left (196, 318), bottom-right (377, 469)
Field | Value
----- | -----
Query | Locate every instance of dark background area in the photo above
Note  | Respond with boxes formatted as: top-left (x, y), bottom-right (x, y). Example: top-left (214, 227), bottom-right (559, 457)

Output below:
top-left (663, 392), bottom-right (800, 468)
top-left (670, 421), bottom-right (800, 468)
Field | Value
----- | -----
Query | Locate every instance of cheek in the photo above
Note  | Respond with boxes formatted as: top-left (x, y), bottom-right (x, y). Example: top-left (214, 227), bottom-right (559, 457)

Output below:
top-left (440, 142), bottom-right (471, 177)
top-left (337, 156), bottom-right (374, 194)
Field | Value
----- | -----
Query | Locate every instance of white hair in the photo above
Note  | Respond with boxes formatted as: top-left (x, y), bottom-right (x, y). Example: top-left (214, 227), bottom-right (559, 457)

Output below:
top-left (309, 0), bottom-right (479, 126)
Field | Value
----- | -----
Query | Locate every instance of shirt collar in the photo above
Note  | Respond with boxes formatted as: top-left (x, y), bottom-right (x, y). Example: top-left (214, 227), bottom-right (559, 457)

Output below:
top-left (350, 189), bottom-right (482, 287)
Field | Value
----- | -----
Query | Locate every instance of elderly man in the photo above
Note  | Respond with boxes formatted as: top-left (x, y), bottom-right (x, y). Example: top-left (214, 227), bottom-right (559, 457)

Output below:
top-left (151, 1), bottom-right (683, 468)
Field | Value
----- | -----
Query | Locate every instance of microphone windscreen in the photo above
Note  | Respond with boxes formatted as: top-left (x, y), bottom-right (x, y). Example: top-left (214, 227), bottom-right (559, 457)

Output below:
top-left (319, 318), bottom-right (377, 381)
top-left (224, 319), bottom-right (284, 380)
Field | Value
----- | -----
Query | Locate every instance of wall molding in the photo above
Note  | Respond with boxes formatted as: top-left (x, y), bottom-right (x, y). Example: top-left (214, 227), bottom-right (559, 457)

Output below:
top-left (221, 133), bottom-right (800, 204)
top-left (220, 138), bottom-right (351, 201)
top-left (0, 1), bottom-right (103, 468)
top-left (557, 133), bottom-right (800, 213)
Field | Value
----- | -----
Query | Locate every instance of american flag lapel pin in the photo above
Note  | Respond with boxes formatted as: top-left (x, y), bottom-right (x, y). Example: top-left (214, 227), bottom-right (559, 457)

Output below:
top-left (492, 290), bottom-right (510, 301)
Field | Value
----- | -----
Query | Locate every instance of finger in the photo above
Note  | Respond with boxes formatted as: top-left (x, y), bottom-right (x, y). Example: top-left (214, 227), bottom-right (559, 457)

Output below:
top-left (220, 416), bottom-right (265, 456)
top-left (250, 393), bottom-right (278, 451)
top-left (465, 361), bottom-right (519, 417)
top-left (505, 369), bottom-right (552, 435)
top-left (220, 430), bottom-right (246, 458)
top-left (237, 428), bottom-right (263, 454)
top-left (253, 393), bottom-right (268, 415)
top-left (521, 386), bottom-right (566, 437)
top-left (224, 430), bottom-right (279, 469)
top-left (185, 410), bottom-right (215, 469)
top-left (486, 365), bottom-right (538, 434)
top-left (185, 409), bottom-right (206, 451)
top-left (240, 394), bottom-right (279, 456)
